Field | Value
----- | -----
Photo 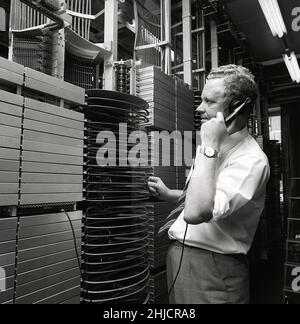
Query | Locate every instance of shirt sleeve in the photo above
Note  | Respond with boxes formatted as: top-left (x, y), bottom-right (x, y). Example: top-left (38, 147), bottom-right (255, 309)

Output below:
top-left (212, 154), bottom-right (270, 221)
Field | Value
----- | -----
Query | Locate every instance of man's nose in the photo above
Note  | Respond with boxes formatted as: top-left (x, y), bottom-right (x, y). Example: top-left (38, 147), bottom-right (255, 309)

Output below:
top-left (196, 102), bottom-right (205, 114)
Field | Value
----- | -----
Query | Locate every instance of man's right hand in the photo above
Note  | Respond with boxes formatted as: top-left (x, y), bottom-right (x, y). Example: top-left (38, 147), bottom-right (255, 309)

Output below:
top-left (147, 177), bottom-right (171, 201)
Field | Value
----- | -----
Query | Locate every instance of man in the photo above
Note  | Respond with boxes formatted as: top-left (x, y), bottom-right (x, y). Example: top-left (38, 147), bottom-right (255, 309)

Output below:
top-left (148, 65), bottom-right (270, 304)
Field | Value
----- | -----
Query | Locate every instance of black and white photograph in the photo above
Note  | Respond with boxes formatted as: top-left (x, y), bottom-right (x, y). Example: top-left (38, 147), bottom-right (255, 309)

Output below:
top-left (0, 0), bottom-right (299, 308)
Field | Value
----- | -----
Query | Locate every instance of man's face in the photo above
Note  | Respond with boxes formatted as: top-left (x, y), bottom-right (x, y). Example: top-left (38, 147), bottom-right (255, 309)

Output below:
top-left (196, 78), bottom-right (230, 124)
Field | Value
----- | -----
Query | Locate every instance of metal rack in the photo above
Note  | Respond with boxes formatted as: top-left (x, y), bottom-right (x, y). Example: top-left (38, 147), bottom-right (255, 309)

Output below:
top-left (137, 65), bottom-right (194, 303)
top-left (171, 0), bottom-right (206, 90)
top-left (0, 56), bottom-right (85, 305)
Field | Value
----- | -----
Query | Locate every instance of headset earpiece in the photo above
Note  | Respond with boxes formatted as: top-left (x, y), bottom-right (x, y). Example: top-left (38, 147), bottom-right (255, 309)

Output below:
top-left (229, 98), bottom-right (252, 113)
top-left (229, 100), bottom-right (243, 113)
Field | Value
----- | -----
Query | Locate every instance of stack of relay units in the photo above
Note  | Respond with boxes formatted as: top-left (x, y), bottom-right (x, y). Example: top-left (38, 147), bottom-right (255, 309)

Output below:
top-left (82, 90), bottom-right (151, 304)
top-left (0, 57), bottom-right (84, 304)
top-left (138, 66), bottom-right (194, 303)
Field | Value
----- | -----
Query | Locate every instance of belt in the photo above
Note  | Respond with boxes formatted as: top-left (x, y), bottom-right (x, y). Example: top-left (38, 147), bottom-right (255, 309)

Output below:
top-left (170, 240), bottom-right (247, 261)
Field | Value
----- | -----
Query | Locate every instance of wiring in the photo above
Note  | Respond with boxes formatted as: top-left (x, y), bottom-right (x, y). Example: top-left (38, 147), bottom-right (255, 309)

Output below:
top-left (62, 210), bottom-right (93, 304)
top-left (62, 210), bottom-right (81, 272)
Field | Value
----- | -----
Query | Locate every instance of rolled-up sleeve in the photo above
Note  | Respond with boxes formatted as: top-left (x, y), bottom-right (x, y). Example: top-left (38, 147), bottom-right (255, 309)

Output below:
top-left (212, 154), bottom-right (270, 221)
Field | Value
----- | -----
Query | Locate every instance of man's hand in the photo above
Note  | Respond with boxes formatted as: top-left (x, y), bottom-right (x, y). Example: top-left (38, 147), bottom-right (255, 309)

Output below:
top-left (147, 177), bottom-right (183, 203)
top-left (148, 177), bottom-right (171, 200)
top-left (201, 112), bottom-right (228, 150)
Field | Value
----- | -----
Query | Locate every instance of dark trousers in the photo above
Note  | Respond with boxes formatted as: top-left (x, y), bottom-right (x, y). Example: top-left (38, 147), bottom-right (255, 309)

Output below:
top-left (167, 241), bottom-right (250, 304)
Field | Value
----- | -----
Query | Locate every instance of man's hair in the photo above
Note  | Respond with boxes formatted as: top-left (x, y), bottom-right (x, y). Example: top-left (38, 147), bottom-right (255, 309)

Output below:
top-left (207, 65), bottom-right (258, 109)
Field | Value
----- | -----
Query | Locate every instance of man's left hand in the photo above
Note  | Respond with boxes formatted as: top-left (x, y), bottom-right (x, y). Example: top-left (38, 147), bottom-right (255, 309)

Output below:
top-left (201, 112), bottom-right (228, 150)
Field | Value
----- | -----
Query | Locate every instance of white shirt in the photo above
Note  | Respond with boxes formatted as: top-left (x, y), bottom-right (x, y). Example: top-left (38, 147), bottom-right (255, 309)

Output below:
top-left (168, 128), bottom-right (270, 255)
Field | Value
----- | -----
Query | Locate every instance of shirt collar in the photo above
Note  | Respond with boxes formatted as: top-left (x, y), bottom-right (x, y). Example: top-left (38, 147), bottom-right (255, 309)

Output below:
top-left (220, 127), bottom-right (249, 155)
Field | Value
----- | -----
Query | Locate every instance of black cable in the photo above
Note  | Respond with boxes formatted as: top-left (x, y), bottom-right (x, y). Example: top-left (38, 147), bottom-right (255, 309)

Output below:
top-left (62, 210), bottom-right (81, 272)
top-left (62, 210), bottom-right (93, 304)
top-left (168, 223), bottom-right (189, 297)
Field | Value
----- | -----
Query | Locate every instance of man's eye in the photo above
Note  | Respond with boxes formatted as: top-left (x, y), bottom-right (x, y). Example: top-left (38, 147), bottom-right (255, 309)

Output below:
top-left (201, 98), bottom-right (214, 104)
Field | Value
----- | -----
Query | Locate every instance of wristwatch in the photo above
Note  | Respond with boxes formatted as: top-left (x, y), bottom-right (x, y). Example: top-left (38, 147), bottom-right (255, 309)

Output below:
top-left (200, 147), bottom-right (219, 158)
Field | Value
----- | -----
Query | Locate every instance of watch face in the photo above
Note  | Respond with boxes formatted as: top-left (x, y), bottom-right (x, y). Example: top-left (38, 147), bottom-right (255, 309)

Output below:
top-left (205, 147), bottom-right (215, 157)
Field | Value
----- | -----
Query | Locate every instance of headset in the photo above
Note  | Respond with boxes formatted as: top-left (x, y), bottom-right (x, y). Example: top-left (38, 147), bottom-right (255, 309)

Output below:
top-left (225, 97), bottom-right (252, 127)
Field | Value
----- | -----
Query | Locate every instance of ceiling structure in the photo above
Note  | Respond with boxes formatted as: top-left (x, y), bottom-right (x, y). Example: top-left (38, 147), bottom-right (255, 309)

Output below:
top-left (221, 0), bottom-right (300, 63)
top-left (221, 0), bottom-right (300, 104)
top-left (1, 0), bottom-right (299, 104)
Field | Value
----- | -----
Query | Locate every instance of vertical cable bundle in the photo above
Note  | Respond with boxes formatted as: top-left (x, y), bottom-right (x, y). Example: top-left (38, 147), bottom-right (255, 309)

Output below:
top-left (82, 90), bottom-right (151, 304)
top-left (12, 38), bottom-right (41, 71)
top-left (65, 0), bottom-right (92, 40)
top-left (133, 0), bottom-right (162, 68)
